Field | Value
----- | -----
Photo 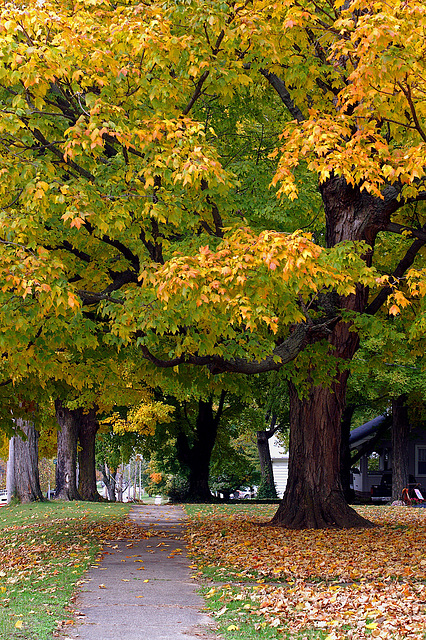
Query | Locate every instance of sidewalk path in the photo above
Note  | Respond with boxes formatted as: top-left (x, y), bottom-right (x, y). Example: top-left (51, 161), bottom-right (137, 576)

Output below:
top-left (64, 504), bottom-right (214, 640)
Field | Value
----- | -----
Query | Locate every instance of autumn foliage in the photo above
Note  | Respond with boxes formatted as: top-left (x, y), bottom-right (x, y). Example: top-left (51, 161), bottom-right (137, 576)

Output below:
top-left (187, 504), bottom-right (426, 639)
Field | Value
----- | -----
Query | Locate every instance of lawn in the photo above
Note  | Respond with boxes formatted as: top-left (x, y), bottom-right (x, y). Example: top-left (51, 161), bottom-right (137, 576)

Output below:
top-left (1, 501), bottom-right (425, 640)
top-left (184, 504), bottom-right (426, 640)
top-left (0, 500), bottom-right (137, 640)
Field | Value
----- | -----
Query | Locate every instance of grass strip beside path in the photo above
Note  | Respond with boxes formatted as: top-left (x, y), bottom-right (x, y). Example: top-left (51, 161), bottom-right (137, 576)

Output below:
top-left (0, 500), bottom-right (140, 640)
top-left (184, 504), bottom-right (426, 640)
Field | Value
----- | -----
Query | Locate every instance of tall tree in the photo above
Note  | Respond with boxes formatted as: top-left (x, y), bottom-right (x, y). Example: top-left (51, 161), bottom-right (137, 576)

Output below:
top-left (256, 416), bottom-right (279, 499)
top-left (391, 394), bottom-right (410, 503)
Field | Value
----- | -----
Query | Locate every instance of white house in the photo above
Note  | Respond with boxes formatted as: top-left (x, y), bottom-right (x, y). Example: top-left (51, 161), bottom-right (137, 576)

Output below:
top-left (270, 436), bottom-right (289, 498)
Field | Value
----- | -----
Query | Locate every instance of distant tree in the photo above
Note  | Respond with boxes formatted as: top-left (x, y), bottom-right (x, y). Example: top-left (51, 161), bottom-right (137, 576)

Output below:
top-left (9, 419), bottom-right (44, 503)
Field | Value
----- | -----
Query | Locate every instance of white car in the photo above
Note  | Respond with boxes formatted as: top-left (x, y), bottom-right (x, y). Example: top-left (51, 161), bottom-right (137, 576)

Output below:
top-left (235, 488), bottom-right (254, 499)
top-left (0, 491), bottom-right (8, 507)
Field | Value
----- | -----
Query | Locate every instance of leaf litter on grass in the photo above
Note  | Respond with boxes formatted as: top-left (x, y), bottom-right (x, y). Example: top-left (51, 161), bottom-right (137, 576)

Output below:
top-left (185, 505), bottom-right (426, 639)
top-left (0, 503), bottom-right (148, 639)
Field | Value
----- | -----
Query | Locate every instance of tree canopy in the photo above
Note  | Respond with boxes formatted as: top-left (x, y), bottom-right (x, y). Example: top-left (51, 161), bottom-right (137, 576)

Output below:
top-left (1, 0), bottom-right (416, 388)
top-left (2, 0), bottom-right (426, 526)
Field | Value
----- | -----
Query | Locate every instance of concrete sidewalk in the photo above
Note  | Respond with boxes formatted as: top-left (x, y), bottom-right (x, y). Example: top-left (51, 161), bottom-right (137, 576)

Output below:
top-left (63, 504), bottom-right (215, 640)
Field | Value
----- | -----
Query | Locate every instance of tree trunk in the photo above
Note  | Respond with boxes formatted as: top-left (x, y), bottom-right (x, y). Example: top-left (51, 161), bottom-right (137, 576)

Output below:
top-left (257, 418), bottom-right (278, 499)
top-left (98, 462), bottom-right (117, 501)
top-left (271, 177), bottom-right (395, 528)
top-left (391, 394), bottom-right (410, 502)
top-left (12, 419), bottom-right (44, 503)
top-left (77, 408), bottom-right (100, 501)
top-left (55, 400), bottom-right (81, 500)
top-left (257, 432), bottom-right (275, 487)
top-left (177, 393), bottom-right (225, 501)
top-left (6, 437), bottom-right (16, 502)
top-left (271, 381), bottom-right (371, 528)
top-left (116, 467), bottom-right (123, 502)
top-left (185, 398), bottom-right (217, 501)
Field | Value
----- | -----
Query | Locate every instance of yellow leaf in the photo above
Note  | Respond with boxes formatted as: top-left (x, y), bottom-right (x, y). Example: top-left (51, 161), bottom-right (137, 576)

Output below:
top-left (15, 620), bottom-right (23, 629)
top-left (227, 625), bottom-right (239, 631)
top-left (366, 623), bottom-right (378, 630)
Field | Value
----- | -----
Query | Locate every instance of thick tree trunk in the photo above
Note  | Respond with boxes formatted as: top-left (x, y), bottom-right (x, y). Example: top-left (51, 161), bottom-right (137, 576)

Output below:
top-left (177, 393), bottom-right (225, 501)
top-left (12, 419), bottom-right (44, 503)
top-left (271, 177), bottom-right (396, 529)
top-left (391, 394), bottom-right (410, 502)
top-left (271, 381), bottom-right (371, 528)
top-left (55, 400), bottom-right (81, 500)
top-left (77, 408), bottom-right (100, 501)
top-left (185, 398), bottom-right (218, 501)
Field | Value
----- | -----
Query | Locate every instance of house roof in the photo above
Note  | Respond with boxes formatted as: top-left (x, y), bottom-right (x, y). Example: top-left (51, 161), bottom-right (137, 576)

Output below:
top-left (349, 415), bottom-right (389, 449)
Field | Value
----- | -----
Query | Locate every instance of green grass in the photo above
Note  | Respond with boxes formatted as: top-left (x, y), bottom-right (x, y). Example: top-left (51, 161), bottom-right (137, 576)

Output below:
top-left (0, 500), bottom-right (130, 640)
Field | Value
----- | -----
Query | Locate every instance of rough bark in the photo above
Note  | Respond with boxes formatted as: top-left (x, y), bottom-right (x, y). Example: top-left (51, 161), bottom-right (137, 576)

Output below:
top-left (55, 400), bottom-right (81, 501)
top-left (176, 393), bottom-right (225, 501)
top-left (77, 408), bottom-right (100, 501)
top-left (12, 419), bottom-right (44, 503)
top-left (271, 177), bottom-right (398, 529)
top-left (391, 394), bottom-right (410, 502)
top-left (271, 381), bottom-right (372, 528)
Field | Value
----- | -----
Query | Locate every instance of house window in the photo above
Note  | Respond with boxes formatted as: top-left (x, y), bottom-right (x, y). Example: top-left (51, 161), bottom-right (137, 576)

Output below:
top-left (416, 446), bottom-right (426, 476)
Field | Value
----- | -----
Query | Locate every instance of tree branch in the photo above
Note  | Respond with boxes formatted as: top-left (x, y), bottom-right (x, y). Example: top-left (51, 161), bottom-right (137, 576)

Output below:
top-left (77, 290), bottom-right (124, 305)
top-left (385, 222), bottom-right (426, 242)
top-left (84, 221), bottom-right (140, 271)
top-left (365, 222), bottom-right (426, 315)
top-left (140, 318), bottom-right (338, 374)
top-left (30, 127), bottom-right (95, 182)
top-left (260, 69), bottom-right (305, 122)
top-left (182, 70), bottom-right (210, 116)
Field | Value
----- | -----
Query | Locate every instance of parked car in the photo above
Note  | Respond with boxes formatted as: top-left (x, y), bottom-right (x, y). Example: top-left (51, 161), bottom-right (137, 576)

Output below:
top-left (370, 472), bottom-right (392, 502)
top-left (232, 487), bottom-right (256, 499)
top-left (0, 491), bottom-right (8, 507)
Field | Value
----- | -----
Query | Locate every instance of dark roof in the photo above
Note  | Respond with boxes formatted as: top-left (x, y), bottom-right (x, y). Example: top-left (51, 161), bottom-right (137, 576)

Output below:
top-left (349, 415), bottom-right (389, 448)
